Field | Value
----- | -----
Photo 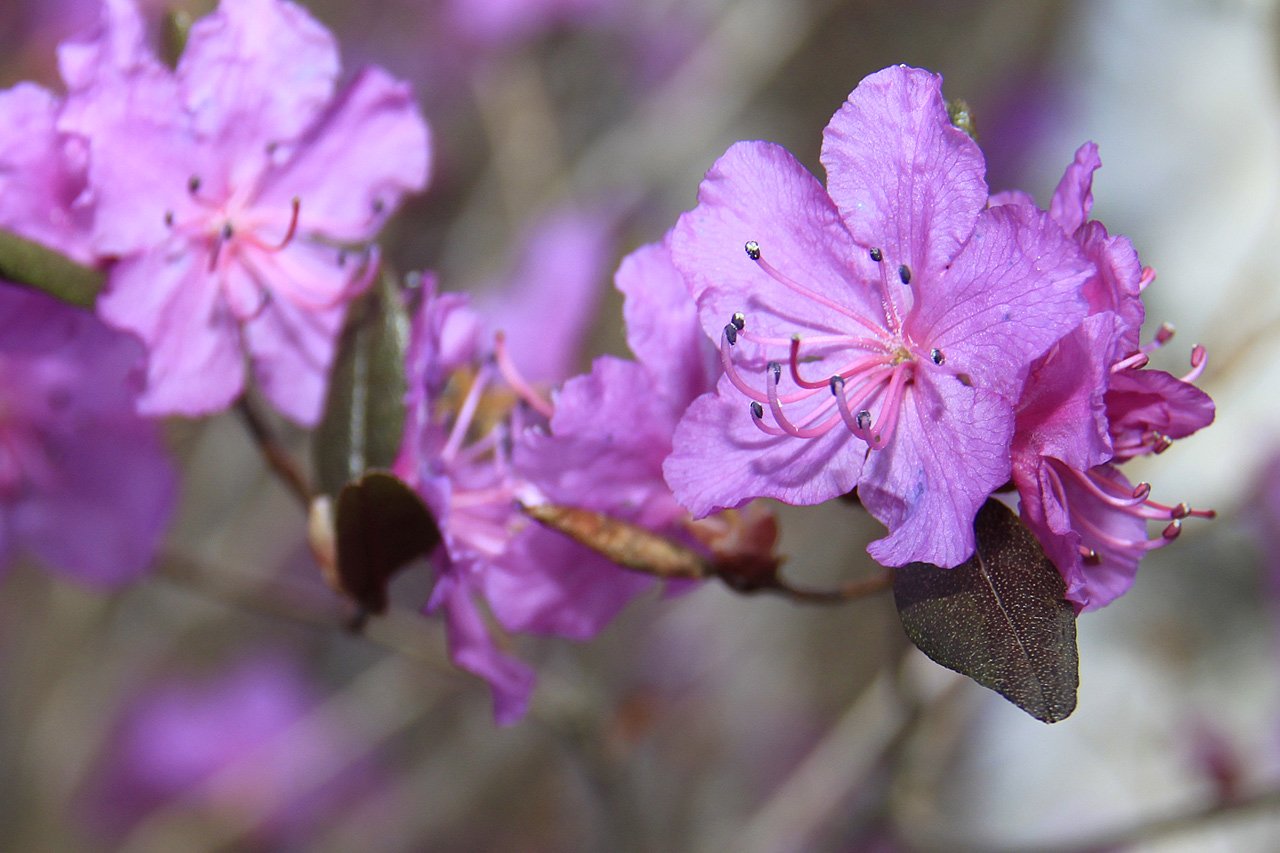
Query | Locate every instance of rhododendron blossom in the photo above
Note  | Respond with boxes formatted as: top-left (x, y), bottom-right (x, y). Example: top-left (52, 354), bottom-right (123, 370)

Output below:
top-left (57, 0), bottom-right (429, 425)
top-left (665, 65), bottom-right (1091, 568)
top-left (0, 284), bottom-right (175, 586)
top-left (1007, 143), bottom-right (1215, 610)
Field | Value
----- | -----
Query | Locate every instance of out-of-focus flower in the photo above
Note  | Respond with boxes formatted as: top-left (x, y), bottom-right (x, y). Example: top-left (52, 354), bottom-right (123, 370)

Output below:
top-left (55, 0), bottom-right (430, 425)
top-left (0, 283), bottom-right (175, 586)
top-left (664, 65), bottom-right (1091, 569)
top-left (1007, 143), bottom-right (1215, 611)
top-left (78, 655), bottom-right (374, 846)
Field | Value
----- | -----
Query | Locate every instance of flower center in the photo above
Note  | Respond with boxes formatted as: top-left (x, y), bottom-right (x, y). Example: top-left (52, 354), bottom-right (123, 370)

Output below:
top-left (722, 240), bottom-right (948, 449)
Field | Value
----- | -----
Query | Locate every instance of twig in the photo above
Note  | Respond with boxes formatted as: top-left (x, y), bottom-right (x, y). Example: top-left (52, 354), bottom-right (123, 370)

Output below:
top-left (236, 396), bottom-right (313, 509)
top-left (768, 570), bottom-right (894, 604)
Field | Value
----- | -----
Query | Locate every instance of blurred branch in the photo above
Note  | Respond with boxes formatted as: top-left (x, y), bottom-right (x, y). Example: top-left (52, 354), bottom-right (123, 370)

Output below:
top-left (0, 228), bottom-right (103, 308)
top-left (236, 396), bottom-right (313, 509)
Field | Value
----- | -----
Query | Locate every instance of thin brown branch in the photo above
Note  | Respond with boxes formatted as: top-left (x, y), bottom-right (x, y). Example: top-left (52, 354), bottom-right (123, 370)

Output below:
top-left (767, 570), bottom-right (894, 604)
top-left (236, 396), bottom-right (313, 509)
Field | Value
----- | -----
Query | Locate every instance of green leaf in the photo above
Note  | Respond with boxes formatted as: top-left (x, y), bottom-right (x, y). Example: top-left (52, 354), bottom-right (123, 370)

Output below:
top-left (331, 471), bottom-right (439, 615)
top-left (0, 229), bottom-right (104, 309)
top-left (312, 264), bottom-right (409, 497)
top-left (892, 499), bottom-right (1079, 723)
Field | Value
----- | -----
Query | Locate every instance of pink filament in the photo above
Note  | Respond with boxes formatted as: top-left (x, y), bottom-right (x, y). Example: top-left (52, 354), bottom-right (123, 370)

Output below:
top-left (752, 249), bottom-right (890, 341)
top-left (494, 331), bottom-right (554, 419)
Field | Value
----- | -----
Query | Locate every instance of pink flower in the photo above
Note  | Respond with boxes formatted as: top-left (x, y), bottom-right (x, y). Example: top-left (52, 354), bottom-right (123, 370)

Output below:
top-left (0, 284), bottom-right (175, 586)
top-left (1008, 144), bottom-right (1215, 611)
top-left (58, 0), bottom-right (430, 425)
top-left (664, 65), bottom-right (1090, 568)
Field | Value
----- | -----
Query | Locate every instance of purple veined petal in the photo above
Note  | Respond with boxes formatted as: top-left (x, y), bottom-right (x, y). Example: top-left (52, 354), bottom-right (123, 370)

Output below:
top-left (664, 374), bottom-right (866, 519)
top-left (1077, 223), bottom-right (1146, 353)
top-left (257, 66), bottom-right (430, 243)
top-left (482, 526), bottom-right (653, 641)
top-left (97, 250), bottom-right (245, 418)
top-left (671, 140), bottom-right (883, 348)
top-left (1105, 366), bottom-right (1215, 459)
top-left (1050, 462), bottom-right (1148, 612)
top-left (821, 65), bottom-right (988, 281)
top-left (178, 0), bottom-right (339, 153)
top-left (1014, 313), bottom-right (1119, 473)
top-left (472, 208), bottom-right (611, 385)
top-left (906, 203), bottom-right (1090, 402)
top-left (14, 419), bottom-right (175, 587)
top-left (243, 291), bottom-right (347, 428)
top-left (57, 0), bottom-right (155, 90)
top-left (859, 378), bottom-right (1012, 568)
top-left (0, 83), bottom-right (95, 263)
top-left (1049, 141), bottom-right (1101, 235)
top-left (518, 357), bottom-right (686, 529)
top-left (1014, 453), bottom-right (1086, 587)
top-left (988, 189), bottom-right (1037, 208)
top-left (617, 237), bottom-right (717, 407)
top-left (430, 571), bottom-right (536, 726)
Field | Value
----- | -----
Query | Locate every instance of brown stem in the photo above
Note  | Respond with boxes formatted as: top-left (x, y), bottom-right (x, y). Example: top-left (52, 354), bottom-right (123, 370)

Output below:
top-left (766, 570), bottom-right (894, 604)
top-left (236, 396), bottom-right (313, 509)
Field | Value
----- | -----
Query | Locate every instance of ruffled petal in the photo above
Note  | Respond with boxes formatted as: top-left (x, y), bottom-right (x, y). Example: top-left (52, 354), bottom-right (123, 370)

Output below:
top-left (429, 571), bottom-right (535, 726)
top-left (860, 379), bottom-right (1012, 568)
top-left (97, 248), bottom-right (245, 417)
top-left (1105, 367), bottom-right (1215, 460)
top-left (257, 66), bottom-right (430, 242)
top-left (178, 0), bottom-right (339, 155)
top-left (671, 141), bottom-right (881, 347)
top-left (664, 375), bottom-right (866, 518)
top-left (617, 237), bottom-right (717, 407)
top-left (1049, 141), bottom-right (1100, 235)
top-left (822, 65), bottom-right (988, 279)
top-left (907, 203), bottom-right (1090, 402)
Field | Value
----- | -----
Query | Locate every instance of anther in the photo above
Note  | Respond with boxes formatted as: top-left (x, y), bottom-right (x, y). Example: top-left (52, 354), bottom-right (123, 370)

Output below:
top-left (1155, 323), bottom-right (1176, 346)
top-left (829, 375), bottom-right (844, 395)
top-left (855, 410), bottom-right (872, 431)
top-left (220, 222), bottom-right (234, 241)
top-left (750, 401), bottom-right (765, 419)
top-left (869, 247), bottom-right (883, 263)
top-left (1152, 433), bottom-right (1173, 454)
top-left (898, 264), bottom-right (911, 285)
top-left (1171, 502), bottom-right (1191, 520)
top-left (956, 373), bottom-right (973, 387)
top-left (768, 361), bottom-right (782, 382)
top-left (372, 199), bottom-right (385, 214)
top-left (930, 348), bottom-right (945, 365)
top-left (1132, 482), bottom-right (1152, 501)
top-left (164, 211), bottom-right (174, 227)
top-left (731, 312), bottom-right (745, 331)
top-left (723, 323), bottom-right (739, 346)
top-left (187, 175), bottom-right (202, 194)
top-left (744, 240), bottom-right (761, 261)
top-left (1161, 520), bottom-right (1182, 540)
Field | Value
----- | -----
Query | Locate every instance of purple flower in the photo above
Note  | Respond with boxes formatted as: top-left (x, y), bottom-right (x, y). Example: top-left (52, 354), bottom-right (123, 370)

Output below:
top-left (503, 236), bottom-right (718, 638)
top-left (394, 281), bottom-right (535, 725)
top-left (57, 0), bottom-right (430, 425)
top-left (0, 283), bottom-right (175, 586)
top-left (1008, 144), bottom-right (1215, 611)
top-left (664, 65), bottom-right (1090, 568)
top-left (78, 655), bottom-right (376, 845)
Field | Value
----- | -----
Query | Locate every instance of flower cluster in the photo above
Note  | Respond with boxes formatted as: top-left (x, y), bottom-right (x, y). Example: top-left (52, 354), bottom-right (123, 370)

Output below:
top-left (660, 66), bottom-right (1212, 603)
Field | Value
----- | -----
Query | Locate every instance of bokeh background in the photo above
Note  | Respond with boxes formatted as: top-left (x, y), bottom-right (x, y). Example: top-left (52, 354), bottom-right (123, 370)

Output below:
top-left (2, 0), bottom-right (1279, 849)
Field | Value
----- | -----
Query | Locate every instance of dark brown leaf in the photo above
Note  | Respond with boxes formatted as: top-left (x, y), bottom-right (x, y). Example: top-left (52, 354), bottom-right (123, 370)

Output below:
top-left (893, 498), bottom-right (1079, 723)
top-left (330, 471), bottom-right (439, 615)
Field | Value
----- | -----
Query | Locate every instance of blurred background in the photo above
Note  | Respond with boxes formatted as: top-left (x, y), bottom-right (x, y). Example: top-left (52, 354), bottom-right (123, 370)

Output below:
top-left (2, 0), bottom-right (1279, 849)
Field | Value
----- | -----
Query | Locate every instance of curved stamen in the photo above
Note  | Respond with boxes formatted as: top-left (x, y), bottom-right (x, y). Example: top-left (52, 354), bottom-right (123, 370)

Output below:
top-left (1110, 351), bottom-right (1150, 373)
top-left (443, 366), bottom-right (490, 463)
top-left (1137, 266), bottom-right (1157, 292)
top-left (873, 249), bottom-right (904, 335)
top-left (494, 331), bottom-right (554, 419)
top-left (830, 376), bottom-right (874, 443)
top-left (1073, 509), bottom-right (1175, 554)
top-left (745, 242), bottom-right (890, 342)
top-left (766, 362), bottom-right (838, 439)
top-left (720, 328), bottom-right (768, 404)
top-left (789, 336), bottom-right (828, 389)
top-left (1140, 497), bottom-right (1216, 520)
top-left (1181, 344), bottom-right (1207, 383)
top-left (258, 197), bottom-right (301, 252)
top-left (1142, 322), bottom-right (1176, 353)
top-left (1060, 467), bottom-right (1153, 509)
top-left (750, 401), bottom-right (787, 436)
top-left (867, 364), bottom-right (910, 448)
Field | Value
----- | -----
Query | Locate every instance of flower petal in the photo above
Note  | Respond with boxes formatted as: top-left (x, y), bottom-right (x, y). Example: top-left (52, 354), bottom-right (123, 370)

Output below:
top-left (822, 65), bottom-right (988, 279)
top-left (257, 66), bottom-right (430, 242)
top-left (860, 379), bottom-right (1012, 568)
top-left (98, 248), bottom-right (245, 417)
top-left (907, 203), bottom-right (1090, 402)
top-left (1049, 141), bottom-right (1101, 235)
top-left (671, 140), bottom-right (881, 347)
top-left (178, 0), bottom-right (339, 153)
top-left (664, 375), bottom-right (866, 518)
top-left (243, 286), bottom-right (347, 427)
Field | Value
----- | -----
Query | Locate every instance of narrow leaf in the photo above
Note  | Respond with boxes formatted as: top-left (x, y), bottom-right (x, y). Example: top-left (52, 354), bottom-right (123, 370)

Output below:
top-left (892, 498), bottom-right (1079, 723)
top-left (313, 265), bottom-right (409, 497)
top-left (329, 471), bottom-right (439, 615)
top-left (0, 229), bottom-right (103, 308)
top-left (523, 503), bottom-right (712, 580)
